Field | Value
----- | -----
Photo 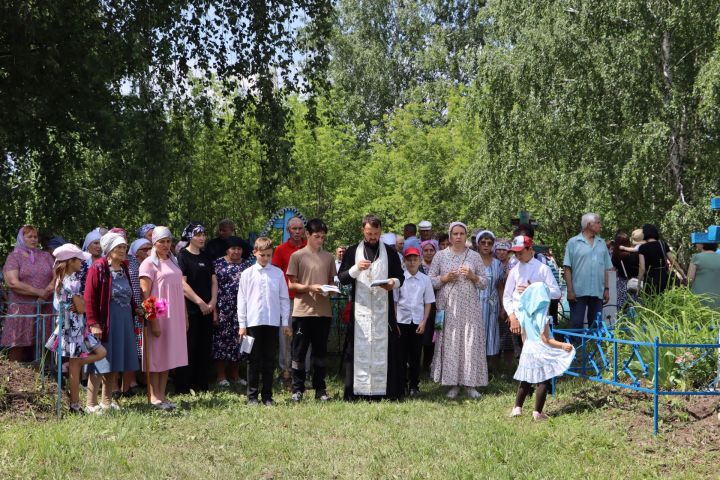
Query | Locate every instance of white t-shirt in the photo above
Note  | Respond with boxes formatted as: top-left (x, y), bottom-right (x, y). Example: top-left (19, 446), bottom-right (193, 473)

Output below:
top-left (503, 258), bottom-right (560, 316)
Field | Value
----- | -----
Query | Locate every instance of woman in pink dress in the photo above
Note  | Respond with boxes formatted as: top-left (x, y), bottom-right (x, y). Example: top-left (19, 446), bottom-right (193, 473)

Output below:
top-left (139, 226), bottom-right (188, 410)
top-left (2, 225), bottom-right (55, 361)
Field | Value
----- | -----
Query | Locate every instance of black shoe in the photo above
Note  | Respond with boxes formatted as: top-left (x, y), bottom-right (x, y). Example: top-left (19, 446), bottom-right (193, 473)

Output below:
top-left (247, 398), bottom-right (259, 406)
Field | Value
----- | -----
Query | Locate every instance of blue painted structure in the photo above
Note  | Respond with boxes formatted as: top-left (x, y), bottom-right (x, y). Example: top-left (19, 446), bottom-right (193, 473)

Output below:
top-left (257, 207), bottom-right (308, 243)
top-left (554, 314), bottom-right (720, 435)
top-left (690, 197), bottom-right (720, 243)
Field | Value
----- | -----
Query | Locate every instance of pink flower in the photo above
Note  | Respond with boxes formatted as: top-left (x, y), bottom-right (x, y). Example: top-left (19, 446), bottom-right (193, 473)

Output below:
top-left (155, 298), bottom-right (169, 318)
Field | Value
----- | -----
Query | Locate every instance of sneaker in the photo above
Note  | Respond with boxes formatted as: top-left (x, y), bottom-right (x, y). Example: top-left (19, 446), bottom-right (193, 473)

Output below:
top-left (446, 386), bottom-right (460, 399)
top-left (151, 402), bottom-right (172, 411)
top-left (216, 379), bottom-right (231, 387)
top-left (84, 405), bottom-right (103, 415)
top-left (101, 401), bottom-right (121, 411)
top-left (532, 411), bottom-right (549, 422)
top-left (68, 403), bottom-right (84, 414)
top-left (465, 387), bottom-right (481, 399)
top-left (247, 398), bottom-right (259, 406)
top-left (231, 378), bottom-right (248, 386)
top-left (510, 407), bottom-right (522, 417)
top-left (263, 399), bottom-right (275, 407)
top-left (291, 392), bottom-right (303, 403)
top-left (315, 391), bottom-right (332, 402)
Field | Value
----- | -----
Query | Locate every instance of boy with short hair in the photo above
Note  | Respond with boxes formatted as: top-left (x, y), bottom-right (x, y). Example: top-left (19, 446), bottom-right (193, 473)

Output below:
top-left (286, 218), bottom-right (337, 402)
top-left (237, 237), bottom-right (291, 406)
top-left (394, 247), bottom-right (435, 396)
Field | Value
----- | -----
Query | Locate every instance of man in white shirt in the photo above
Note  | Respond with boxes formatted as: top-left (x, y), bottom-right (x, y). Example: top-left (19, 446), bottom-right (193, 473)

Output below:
top-left (394, 247), bottom-right (435, 396)
top-left (237, 237), bottom-right (291, 406)
top-left (503, 236), bottom-right (561, 336)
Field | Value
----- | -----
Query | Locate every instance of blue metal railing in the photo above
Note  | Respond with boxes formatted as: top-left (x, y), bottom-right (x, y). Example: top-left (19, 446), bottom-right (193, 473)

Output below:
top-left (553, 314), bottom-right (720, 434)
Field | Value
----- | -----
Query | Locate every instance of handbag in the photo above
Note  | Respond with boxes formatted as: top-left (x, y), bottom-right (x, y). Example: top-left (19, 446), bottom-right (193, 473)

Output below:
top-left (620, 259), bottom-right (640, 294)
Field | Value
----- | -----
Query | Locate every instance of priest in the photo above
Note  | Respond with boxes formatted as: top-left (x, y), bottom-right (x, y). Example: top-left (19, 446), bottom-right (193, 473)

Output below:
top-left (338, 214), bottom-right (405, 400)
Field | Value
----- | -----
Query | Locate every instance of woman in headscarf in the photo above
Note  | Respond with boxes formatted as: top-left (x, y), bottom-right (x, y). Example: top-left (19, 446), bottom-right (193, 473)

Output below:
top-left (79, 227), bottom-right (105, 293)
top-left (119, 236), bottom-right (152, 397)
top-left (476, 230), bottom-right (504, 371)
top-left (420, 239), bottom-right (439, 274)
top-left (175, 222), bottom-right (217, 394)
top-left (84, 232), bottom-right (141, 412)
top-left (212, 236), bottom-right (251, 386)
top-left (139, 227), bottom-right (188, 409)
top-left (428, 222), bottom-right (488, 399)
top-left (493, 238), bottom-right (515, 360)
top-left (1, 225), bottom-right (55, 361)
top-left (137, 224), bottom-right (155, 241)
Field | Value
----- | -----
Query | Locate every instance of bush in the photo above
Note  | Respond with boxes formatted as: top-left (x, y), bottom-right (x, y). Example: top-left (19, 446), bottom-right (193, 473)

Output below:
top-left (614, 288), bottom-right (720, 390)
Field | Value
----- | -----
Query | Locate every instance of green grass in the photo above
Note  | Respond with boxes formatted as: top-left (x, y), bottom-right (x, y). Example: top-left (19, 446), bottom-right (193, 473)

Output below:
top-left (0, 374), bottom-right (713, 479)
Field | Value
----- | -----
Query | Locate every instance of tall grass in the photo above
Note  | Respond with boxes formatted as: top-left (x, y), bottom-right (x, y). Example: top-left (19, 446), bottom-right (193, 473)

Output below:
top-left (615, 288), bottom-right (720, 390)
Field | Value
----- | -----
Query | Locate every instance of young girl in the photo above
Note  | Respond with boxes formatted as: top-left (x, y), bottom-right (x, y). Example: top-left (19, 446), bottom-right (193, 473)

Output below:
top-left (45, 244), bottom-right (107, 413)
top-left (510, 282), bottom-right (574, 421)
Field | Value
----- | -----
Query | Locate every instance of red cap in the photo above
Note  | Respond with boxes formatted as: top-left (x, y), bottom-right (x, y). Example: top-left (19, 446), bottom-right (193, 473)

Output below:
top-left (403, 247), bottom-right (421, 258)
top-left (510, 235), bottom-right (533, 252)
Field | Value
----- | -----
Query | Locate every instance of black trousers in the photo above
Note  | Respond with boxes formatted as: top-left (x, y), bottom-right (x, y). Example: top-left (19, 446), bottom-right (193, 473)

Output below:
top-left (247, 325), bottom-right (279, 401)
top-left (291, 316), bottom-right (330, 394)
top-left (174, 312), bottom-right (212, 394)
top-left (398, 323), bottom-right (423, 391)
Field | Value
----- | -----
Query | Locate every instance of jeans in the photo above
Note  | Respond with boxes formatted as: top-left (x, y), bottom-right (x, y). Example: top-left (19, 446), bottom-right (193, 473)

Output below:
top-left (569, 296), bottom-right (604, 330)
top-left (291, 316), bottom-right (330, 394)
top-left (247, 325), bottom-right (279, 401)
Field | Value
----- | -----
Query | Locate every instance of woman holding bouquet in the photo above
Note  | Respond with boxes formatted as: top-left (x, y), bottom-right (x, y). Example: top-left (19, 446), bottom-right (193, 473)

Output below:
top-left (139, 227), bottom-right (188, 410)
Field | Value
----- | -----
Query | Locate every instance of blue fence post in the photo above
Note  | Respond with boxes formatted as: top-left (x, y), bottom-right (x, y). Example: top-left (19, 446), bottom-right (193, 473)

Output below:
top-left (613, 340), bottom-right (618, 383)
top-left (653, 336), bottom-right (659, 435)
top-left (35, 300), bottom-right (42, 365)
top-left (56, 308), bottom-right (63, 417)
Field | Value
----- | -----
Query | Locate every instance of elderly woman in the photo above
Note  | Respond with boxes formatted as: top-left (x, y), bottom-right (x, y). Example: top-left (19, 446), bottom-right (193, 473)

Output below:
top-left (476, 231), bottom-right (503, 366)
top-left (84, 232), bottom-right (141, 412)
top-left (420, 239), bottom-right (438, 273)
top-left (79, 228), bottom-right (105, 293)
top-left (139, 227), bottom-right (188, 409)
top-left (176, 222), bottom-right (217, 394)
top-left (420, 239), bottom-right (439, 371)
top-left (1, 225), bottom-right (55, 361)
top-left (137, 224), bottom-right (156, 241)
top-left (493, 238), bottom-right (514, 358)
top-left (212, 236), bottom-right (251, 386)
top-left (428, 222), bottom-right (488, 398)
top-left (688, 243), bottom-right (720, 310)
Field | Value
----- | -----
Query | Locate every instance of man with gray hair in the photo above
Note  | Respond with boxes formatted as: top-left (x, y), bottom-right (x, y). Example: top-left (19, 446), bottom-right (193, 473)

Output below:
top-left (563, 213), bottom-right (612, 332)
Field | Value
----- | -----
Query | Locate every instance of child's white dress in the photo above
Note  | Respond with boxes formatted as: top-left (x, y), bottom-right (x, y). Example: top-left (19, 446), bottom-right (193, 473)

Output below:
top-left (514, 283), bottom-right (575, 383)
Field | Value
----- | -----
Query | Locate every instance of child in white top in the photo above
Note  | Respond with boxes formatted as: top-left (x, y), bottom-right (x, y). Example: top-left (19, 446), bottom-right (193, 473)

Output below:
top-left (394, 247), bottom-right (435, 395)
top-left (237, 237), bottom-right (291, 405)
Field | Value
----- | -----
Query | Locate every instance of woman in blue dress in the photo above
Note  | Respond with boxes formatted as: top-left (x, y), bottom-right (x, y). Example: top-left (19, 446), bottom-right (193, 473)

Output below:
top-left (476, 231), bottom-right (504, 366)
top-left (212, 236), bottom-right (252, 386)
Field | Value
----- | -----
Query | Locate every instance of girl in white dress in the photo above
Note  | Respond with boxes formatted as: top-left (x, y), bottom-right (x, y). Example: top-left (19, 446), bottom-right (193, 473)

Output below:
top-left (511, 282), bottom-right (574, 421)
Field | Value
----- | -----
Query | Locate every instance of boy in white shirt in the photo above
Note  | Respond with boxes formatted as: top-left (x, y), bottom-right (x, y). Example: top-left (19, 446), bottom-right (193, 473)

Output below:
top-left (394, 247), bottom-right (435, 396)
top-left (238, 237), bottom-right (291, 406)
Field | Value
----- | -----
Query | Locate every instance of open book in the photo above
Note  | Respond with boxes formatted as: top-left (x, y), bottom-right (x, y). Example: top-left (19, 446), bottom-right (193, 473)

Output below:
top-left (370, 279), bottom-right (393, 287)
top-left (320, 284), bottom-right (341, 294)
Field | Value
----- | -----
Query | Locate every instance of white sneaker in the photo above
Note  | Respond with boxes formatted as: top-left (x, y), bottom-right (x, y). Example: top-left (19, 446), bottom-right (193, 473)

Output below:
top-left (510, 407), bottom-right (522, 417)
top-left (84, 405), bottom-right (103, 415)
top-left (533, 411), bottom-right (549, 422)
top-left (446, 386), bottom-right (460, 399)
top-left (216, 379), bottom-right (230, 387)
top-left (101, 401), bottom-right (121, 411)
top-left (465, 387), bottom-right (481, 399)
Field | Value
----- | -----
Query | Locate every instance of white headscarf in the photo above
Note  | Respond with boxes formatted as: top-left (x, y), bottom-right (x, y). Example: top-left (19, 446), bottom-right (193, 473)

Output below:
top-left (82, 228), bottom-right (103, 252)
top-left (129, 238), bottom-right (151, 257)
top-left (100, 232), bottom-right (127, 257)
top-left (149, 226), bottom-right (178, 266)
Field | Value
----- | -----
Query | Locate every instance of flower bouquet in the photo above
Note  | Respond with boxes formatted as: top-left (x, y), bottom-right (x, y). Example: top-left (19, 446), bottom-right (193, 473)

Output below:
top-left (143, 296), bottom-right (169, 337)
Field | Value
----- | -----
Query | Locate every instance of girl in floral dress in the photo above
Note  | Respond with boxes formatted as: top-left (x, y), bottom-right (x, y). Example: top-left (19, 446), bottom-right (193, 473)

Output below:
top-left (45, 244), bottom-right (107, 413)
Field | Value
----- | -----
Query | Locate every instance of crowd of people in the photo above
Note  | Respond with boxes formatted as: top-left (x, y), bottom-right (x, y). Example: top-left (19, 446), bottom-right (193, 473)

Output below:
top-left (1, 212), bottom-right (719, 419)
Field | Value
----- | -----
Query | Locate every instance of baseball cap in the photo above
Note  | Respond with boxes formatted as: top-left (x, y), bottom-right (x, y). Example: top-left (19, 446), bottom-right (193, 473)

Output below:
top-left (510, 235), bottom-right (533, 252)
top-left (403, 247), bottom-right (421, 258)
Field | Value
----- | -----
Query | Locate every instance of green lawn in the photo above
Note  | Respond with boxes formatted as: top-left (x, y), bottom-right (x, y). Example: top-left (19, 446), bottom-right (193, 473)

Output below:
top-left (0, 374), bottom-right (712, 479)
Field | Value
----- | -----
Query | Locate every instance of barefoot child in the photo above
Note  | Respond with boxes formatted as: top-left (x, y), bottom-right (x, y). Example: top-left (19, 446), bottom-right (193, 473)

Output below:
top-left (504, 235), bottom-right (574, 421)
top-left (46, 244), bottom-right (107, 413)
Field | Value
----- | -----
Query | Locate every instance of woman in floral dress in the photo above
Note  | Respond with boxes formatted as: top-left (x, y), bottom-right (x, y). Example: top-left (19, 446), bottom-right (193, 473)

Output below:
top-left (213, 236), bottom-right (251, 386)
top-left (429, 222), bottom-right (488, 399)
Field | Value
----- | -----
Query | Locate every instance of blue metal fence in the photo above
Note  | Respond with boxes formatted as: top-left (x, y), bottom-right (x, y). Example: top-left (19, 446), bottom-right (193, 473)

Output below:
top-left (553, 314), bottom-right (720, 434)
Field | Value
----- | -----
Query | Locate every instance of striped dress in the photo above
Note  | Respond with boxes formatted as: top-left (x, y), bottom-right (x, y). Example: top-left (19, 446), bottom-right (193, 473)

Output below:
top-left (479, 257), bottom-right (503, 356)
